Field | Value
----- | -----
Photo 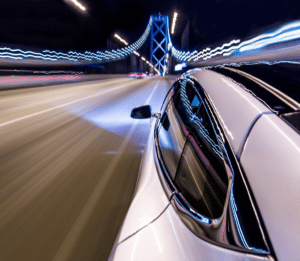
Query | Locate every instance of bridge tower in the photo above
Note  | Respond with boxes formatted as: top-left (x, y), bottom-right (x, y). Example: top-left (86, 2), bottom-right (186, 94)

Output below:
top-left (150, 14), bottom-right (170, 75)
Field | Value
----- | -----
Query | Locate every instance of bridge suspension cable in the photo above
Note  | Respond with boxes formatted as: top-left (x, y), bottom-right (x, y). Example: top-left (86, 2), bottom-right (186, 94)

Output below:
top-left (0, 18), bottom-right (153, 63)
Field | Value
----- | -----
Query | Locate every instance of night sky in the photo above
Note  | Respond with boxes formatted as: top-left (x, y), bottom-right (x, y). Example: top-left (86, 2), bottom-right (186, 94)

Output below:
top-left (0, 0), bottom-right (299, 59)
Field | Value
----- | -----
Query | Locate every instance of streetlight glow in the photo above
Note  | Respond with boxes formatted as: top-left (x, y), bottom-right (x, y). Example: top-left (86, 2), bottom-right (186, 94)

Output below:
top-left (171, 12), bottom-right (178, 34)
top-left (71, 0), bottom-right (86, 11)
top-left (114, 34), bottom-right (129, 45)
top-left (114, 33), bottom-right (153, 69)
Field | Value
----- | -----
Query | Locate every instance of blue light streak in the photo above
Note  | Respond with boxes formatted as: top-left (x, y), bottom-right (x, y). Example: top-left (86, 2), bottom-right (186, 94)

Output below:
top-left (0, 18), bottom-right (152, 63)
top-left (180, 77), bottom-right (223, 160)
top-left (179, 75), bottom-right (267, 253)
top-left (199, 60), bottom-right (300, 71)
top-left (171, 22), bottom-right (300, 61)
top-left (192, 39), bottom-right (240, 61)
top-left (214, 123), bottom-right (267, 253)
top-left (229, 189), bottom-right (267, 252)
top-left (170, 39), bottom-right (240, 62)
top-left (223, 21), bottom-right (300, 56)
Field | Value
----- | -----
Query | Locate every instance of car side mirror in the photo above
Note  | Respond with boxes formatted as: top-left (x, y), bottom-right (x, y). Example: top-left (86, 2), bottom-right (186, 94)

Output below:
top-left (131, 105), bottom-right (152, 119)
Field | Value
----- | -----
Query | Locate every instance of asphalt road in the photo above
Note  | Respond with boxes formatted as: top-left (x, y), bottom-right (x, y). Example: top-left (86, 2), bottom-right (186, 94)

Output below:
top-left (0, 75), bottom-right (176, 261)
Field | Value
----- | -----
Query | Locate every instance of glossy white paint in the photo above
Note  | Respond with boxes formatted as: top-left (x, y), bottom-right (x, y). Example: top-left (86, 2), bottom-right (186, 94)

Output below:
top-left (110, 70), bottom-right (294, 261)
top-left (240, 114), bottom-right (300, 261)
top-left (189, 69), bottom-right (271, 157)
top-left (114, 120), bottom-right (170, 244)
top-left (111, 204), bottom-right (274, 261)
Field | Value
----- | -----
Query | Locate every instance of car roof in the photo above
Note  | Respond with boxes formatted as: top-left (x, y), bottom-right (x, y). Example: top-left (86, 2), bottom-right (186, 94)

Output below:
top-left (212, 63), bottom-right (300, 132)
top-left (188, 68), bottom-right (272, 158)
top-left (221, 63), bottom-right (300, 107)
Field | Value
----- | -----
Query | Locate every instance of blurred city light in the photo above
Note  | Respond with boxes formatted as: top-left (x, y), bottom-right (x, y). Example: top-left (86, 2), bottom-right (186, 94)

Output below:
top-left (71, 0), bottom-right (86, 11)
top-left (171, 12), bottom-right (178, 34)
top-left (0, 17), bottom-right (152, 63)
top-left (197, 39), bottom-right (240, 60)
top-left (223, 21), bottom-right (300, 56)
top-left (174, 62), bottom-right (187, 71)
top-left (0, 17), bottom-right (155, 66)
top-left (114, 34), bottom-right (129, 46)
top-left (114, 31), bottom-right (155, 70)
top-left (0, 76), bottom-right (81, 82)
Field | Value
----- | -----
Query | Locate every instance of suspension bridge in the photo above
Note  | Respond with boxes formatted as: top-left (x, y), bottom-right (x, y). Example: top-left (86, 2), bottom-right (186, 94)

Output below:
top-left (0, 14), bottom-right (300, 74)
top-left (1, 10), bottom-right (300, 261)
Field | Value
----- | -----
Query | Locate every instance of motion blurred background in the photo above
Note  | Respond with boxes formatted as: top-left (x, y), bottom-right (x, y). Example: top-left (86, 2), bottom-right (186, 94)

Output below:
top-left (0, 1), bottom-right (299, 261)
top-left (0, 0), bottom-right (299, 56)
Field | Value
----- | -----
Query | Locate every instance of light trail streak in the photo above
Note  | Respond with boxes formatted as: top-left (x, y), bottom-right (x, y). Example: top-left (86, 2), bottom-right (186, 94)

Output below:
top-left (114, 34), bottom-right (129, 45)
top-left (171, 12), bottom-right (178, 34)
top-left (71, 0), bottom-right (86, 11)
top-left (0, 76), bottom-right (81, 82)
top-left (172, 21), bottom-right (300, 63)
top-left (0, 82), bottom-right (131, 128)
top-left (171, 39), bottom-right (240, 62)
top-left (0, 18), bottom-right (153, 63)
top-left (223, 21), bottom-right (300, 56)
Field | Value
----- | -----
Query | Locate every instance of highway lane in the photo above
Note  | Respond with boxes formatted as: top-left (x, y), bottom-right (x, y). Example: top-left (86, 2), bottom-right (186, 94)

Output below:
top-left (0, 76), bottom-right (176, 261)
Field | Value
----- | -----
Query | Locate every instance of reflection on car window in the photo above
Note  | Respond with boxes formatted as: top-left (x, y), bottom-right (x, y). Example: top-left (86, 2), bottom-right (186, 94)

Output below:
top-left (157, 79), bottom-right (202, 179)
top-left (158, 90), bottom-right (186, 179)
top-left (159, 81), bottom-right (180, 114)
top-left (191, 95), bottom-right (200, 107)
top-left (174, 85), bottom-right (228, 219)
top-left (194, 105), bottom-right (223, 159)
top-left (173, 79), bottom-right (202, 127)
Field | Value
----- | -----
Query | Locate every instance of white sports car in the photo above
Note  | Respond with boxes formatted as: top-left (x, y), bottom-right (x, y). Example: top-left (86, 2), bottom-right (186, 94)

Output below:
top-left (109, 62), bottom-right (300, 261)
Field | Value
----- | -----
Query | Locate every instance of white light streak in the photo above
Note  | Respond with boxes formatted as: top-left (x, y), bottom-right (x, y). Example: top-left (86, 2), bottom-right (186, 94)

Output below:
top-left (201, 39), bottom-right (241, 60)
top-left (71, 0), bottom-right (86, 11)
top-left (171, 12), bottom-right (178, 34)
top-left (223, 21), bottom-right (300, 56)
top-left (149, 224), bottom-right (162, 252)
top-left (114, 34), bottom-right (129, 45)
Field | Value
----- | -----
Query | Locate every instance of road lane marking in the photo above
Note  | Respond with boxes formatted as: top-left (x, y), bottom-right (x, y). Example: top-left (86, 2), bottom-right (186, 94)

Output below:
top-left (145, 80), bottom-right (161, 104)
top-left (0, 81), bottom-right (135, 128)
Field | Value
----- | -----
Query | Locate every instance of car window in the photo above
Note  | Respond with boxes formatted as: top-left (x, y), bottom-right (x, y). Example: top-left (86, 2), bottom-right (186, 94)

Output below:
top-left (159, 80), bottom-right (180, 114)
top-left (157, 79), bottom-right (202, 179)
top-left (173, 79), bottom-right (202, 127)
top-left (174, 103), bottom-right (228, 219)
top-left (157, 78), bottom-right (270, 253)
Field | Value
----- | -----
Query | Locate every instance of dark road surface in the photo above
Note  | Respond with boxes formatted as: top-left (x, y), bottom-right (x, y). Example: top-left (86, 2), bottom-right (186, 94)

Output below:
top-left (0, 76), bottom-right (176, 261)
